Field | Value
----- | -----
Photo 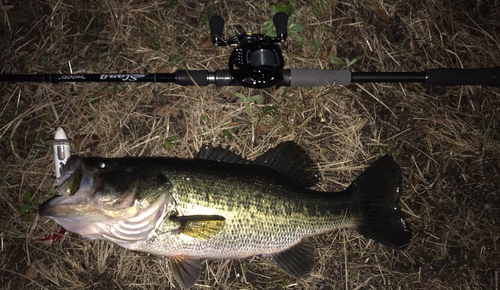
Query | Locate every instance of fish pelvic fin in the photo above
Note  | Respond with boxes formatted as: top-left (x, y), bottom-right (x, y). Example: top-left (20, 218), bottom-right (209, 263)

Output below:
top-left (170, 255), bottom-right (201, 289)
top-left (347, 154), bottom-right (412, 250)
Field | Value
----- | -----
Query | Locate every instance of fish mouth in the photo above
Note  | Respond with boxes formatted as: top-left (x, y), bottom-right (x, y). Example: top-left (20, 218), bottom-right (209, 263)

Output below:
top-left (39, 156), bottom-right (170, 246)
top-left (40, 155), bottom-right (95, 215)
top-left (38, 190), bottom-right (97, 219)
top-left (39, 190), bottom-right (169, 247)
top-left (57, 155), bottom-right (83, 187)
top-left (39, 193), bottom-right (168, 247)
top-left (39, 156), bottom-right (94, 218)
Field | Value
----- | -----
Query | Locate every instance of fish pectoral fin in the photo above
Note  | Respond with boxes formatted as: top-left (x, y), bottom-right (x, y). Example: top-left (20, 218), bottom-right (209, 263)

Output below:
top-left (170, 215), bottom-right (226, 240)
top-left (269, 237), bottom-right (315, 279)
top-left (170, 255), bottom-right (201, 289)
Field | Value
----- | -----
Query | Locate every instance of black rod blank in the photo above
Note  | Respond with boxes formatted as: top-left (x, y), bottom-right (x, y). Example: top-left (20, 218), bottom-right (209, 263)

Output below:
top-left (0, 67), bottom-right (498, 87)
top-left (351, 72), bottom-right (426, 83)
top-left (0, 73), bottom-right (176, 84)
top-left (351, 67), bottom-right (500, 87)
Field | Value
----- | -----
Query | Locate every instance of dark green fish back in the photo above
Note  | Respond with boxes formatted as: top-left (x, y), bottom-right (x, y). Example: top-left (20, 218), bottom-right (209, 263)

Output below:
top-left (197, 141), bottom-right (320, 187)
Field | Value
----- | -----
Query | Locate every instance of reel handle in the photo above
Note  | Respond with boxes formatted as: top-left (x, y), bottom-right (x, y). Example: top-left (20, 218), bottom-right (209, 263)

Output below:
top-left (209, 16), bottom-right (225, 46)
top-left (273, 12), bottom-right (288, 42)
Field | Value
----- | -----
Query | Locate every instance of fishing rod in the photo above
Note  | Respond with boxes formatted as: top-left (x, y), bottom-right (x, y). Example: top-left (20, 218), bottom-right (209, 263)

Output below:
top-left (1, 13), bottom-right (499, 88)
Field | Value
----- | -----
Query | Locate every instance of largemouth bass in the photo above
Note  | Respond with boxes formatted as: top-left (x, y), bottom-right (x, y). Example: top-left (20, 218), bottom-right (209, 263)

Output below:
top-left (39, 141), bottom-right (412, 288)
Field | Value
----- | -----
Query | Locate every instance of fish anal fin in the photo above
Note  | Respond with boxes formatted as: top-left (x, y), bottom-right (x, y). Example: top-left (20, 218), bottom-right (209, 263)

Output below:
top-left (170, 215), bottom-right (226, 240)
top-left (269, 237), bottom-right (315, 278)
top-left (170, 255), bottom-right (201, 289)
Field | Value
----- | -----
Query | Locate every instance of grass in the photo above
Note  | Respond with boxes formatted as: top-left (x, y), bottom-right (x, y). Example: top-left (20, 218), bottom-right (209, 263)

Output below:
top-left (1, 0), bottom-right (500, 289)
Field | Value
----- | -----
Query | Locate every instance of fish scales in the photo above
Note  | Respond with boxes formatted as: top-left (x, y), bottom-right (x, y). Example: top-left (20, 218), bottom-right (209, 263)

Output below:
top-left (141, 159), bottom-right (358, 259)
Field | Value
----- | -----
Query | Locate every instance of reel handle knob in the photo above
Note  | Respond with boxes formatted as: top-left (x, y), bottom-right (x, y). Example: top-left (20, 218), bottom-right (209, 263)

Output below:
top-left (209, 16), bottom-right (225, 46)
top-left (273, 12), bottom-right (288, 42)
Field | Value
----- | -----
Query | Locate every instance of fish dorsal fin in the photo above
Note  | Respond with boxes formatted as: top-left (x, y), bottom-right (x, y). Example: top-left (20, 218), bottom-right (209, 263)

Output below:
top-left (170, 255), bottom-right (201, 289)
top-left (196, 144), bottom-right (251, 164)
top-left (170, 215), bottom-right (226, 240)
top-left (254, 141), bottom-right (320, 187)
top-left (269, 237), bottom-right (315, 278)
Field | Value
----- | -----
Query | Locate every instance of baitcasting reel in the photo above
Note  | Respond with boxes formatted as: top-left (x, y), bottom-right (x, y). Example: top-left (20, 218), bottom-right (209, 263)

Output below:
top-left (209, 13), bottom-right (288, 88)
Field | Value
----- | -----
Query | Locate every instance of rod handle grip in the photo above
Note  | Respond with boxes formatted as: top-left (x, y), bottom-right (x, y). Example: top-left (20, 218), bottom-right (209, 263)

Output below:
top-left (288, 69), bottom-right (351, 87)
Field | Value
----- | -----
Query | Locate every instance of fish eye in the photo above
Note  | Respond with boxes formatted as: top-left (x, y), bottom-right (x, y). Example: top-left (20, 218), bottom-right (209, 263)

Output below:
top-left (99, 162), bottom-right (107, 169)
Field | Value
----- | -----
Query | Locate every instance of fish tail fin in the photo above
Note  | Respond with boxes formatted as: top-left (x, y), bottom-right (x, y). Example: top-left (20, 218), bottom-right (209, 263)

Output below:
top-left (346, 154), bottom-right (412, 250)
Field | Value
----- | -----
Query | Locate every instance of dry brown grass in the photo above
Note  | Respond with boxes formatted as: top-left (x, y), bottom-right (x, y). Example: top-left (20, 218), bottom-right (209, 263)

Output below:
top-left (1, 0), bottom-right (499, 289)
